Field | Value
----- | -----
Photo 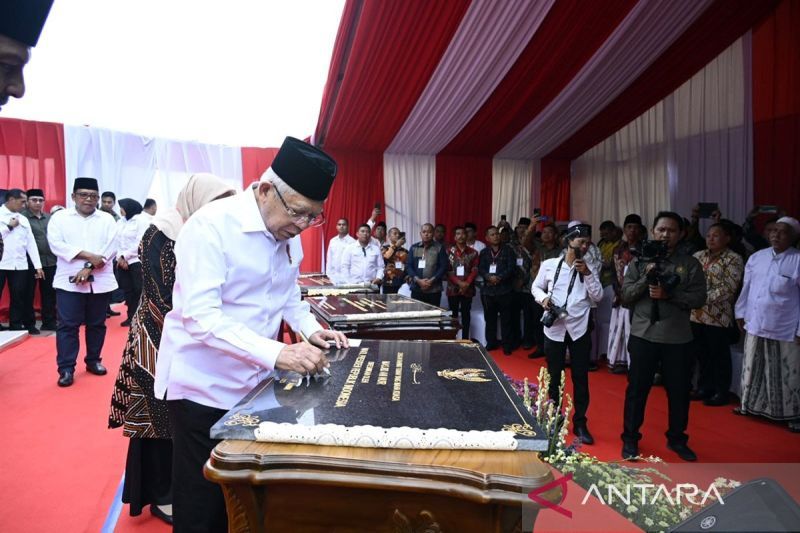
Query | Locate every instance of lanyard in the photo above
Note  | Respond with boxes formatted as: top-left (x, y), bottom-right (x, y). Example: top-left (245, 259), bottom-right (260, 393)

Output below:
top-left (549, 258), bottom-right (579, 301)
top-left (490, 247), bottom-right (502, 264)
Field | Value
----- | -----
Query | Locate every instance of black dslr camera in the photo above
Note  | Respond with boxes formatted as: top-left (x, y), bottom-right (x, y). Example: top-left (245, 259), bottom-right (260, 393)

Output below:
top-left (541, 302), bottom-right (568, 328)
top-left (631, 239), bottom-right (681, 291)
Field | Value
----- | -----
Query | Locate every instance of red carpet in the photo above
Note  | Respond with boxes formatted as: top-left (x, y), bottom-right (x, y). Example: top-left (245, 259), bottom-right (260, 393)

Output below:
top-left (0, 315), bottom-right (797, 532)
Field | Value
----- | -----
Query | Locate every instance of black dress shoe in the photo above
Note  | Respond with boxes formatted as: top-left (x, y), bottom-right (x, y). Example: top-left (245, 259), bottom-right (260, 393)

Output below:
top-left (41, 322), bottom-right (57, 331)
top-left (107, 310), bottom-right (121, 317)
top-left (528, 349), bottom-right (545, 359)
top-left (150, 504), bottom-right (173, 525)
top-left (86, 362), bottom-right (107, 376)
top-left (503, 348), bottom-right (513, 356)
top-left (521, 343), bottom-right (534, 350)
top-left (574, 425), bottom-right (595, 445)
top-left (57, 370), bottom-right (74, 387)
top-left (703, 393), bottom-right (729, 406)
top-left (588, 362), bottom-right (599, 372)
top-left (667, 442), bottom-right (697, 462)
top-left (610, 365), bottom-right (627, 374)
top-left (485, 342), bottom-right (500, 351)
top-left (8, 324), bottom-right (26, 331)
top-left (621, 442), bottom-right (639, 461)
top-left (690, 389), bottom-right (712, 401)
top-left (120, 319), bottom-right (131, 327)
top-left (27, 326), bottom-right (41, 335)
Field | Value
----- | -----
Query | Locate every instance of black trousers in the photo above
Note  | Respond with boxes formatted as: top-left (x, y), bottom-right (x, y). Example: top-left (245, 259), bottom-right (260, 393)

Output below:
top-left (544, 331), bottom-right (591, 426)
top-left (510, 292), bottom-right (536, 347)
top-left (25, 265), bottom-right (57, 327)
top-left (622, 335), bottom-right (692, 446)
top-left (0, 269), bottom-right (31, 328)
top-left (691, 322), bottom-right (732, 397)
top-left (483, 293), bottom-right (513, 351)
top-left (447, 295), bottom-right (473, 339)
top-left (411, 290), bottom-right (441, 307)
top-left (55, 289), bottom-right (111, 372)
top-left (123, 438), bottom-right (173, 516)
top-left (117, 262), bottom-right (143, 321)
top-left (168, 399), bottom-right (228, 533)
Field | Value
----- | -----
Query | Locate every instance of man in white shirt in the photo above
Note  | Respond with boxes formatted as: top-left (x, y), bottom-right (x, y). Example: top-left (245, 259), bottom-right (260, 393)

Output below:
top-left (325, 217), bottom-right (355, 283)
top-left (0, 188), bottom-right (43, 333)
top-left (532, 223), bottom-right (603, 445)
top-left (340, 224), bottom-right (384, 285)
top-left (465, 222), bottom-right (486, 253)
top-left (154, 137), bottom-right (348, 531)
top-left (735, 216), bottom-right (800, 432)
top-left (143, 198), bottom-right (157, 216)
top-left (115, 199), bottom-right (150, 326)
top-left (47, 178), bottom-right (118, 387)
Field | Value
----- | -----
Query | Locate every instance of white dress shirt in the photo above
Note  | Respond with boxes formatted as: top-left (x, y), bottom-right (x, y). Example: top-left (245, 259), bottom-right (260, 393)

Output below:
top-left (470, 239), bottom-right (486, 253)
top-left (154, 188), bottom-right (324, 410)
top-left (340, 241), bottom-right (384, 284)
top-left (46, 207), bottom-right (119, 293)
top-left (0, 205), bottom-right (42, 270)
top-left (325, 234), bottom-right (355, 283)
top-left (735, 247), bottom-right (800, 342)
top-left (532, 257), bottom-right (603, 341)
top-left (116, 214), bottom-right (151, 265)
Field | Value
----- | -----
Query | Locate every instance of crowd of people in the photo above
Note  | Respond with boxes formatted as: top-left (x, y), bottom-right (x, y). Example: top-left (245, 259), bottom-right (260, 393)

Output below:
top-left (325, 204), bottom-right (800, 460)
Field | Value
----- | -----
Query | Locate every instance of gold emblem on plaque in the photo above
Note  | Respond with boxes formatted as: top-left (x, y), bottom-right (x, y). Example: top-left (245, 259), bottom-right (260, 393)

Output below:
top-left (502, 423), bottom-right (537, 437)
top-left (224, 413), bottom-right (261, 427)
top-left (436, 368), bottom-right (491, 382)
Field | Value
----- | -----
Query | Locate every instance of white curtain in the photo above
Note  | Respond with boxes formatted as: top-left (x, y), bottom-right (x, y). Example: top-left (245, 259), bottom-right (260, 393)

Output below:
top-left (491, 159), bottom-right (533, 225)
top-left (64, 125), bottom-right (156, 206)
top-left (571, 36), bottom-right (752, 231)
top-left (152, 139), bottom-right (242, 207)
top-left (383, 154), bottom-right (436, 235)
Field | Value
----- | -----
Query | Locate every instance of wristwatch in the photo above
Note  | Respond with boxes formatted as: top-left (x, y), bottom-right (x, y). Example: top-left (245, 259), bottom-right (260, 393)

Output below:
top-left (84, 261), bottom-right (95, 270)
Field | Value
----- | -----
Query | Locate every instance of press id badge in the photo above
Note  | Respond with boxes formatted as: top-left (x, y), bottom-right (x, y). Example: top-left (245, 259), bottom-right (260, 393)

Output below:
top-left (418, 259), bottom-right (426, 269)
top-left (395, 261), bottom-right (404, 270)
top-left (516, 258), bottom-right (524, 267)
top-left (489, 264), bottom-right (497, 274)
top-left (456, 265), bottom-right (465, 276)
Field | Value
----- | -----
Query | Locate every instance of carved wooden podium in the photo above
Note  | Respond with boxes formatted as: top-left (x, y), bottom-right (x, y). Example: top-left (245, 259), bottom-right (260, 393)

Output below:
top-left (205, 439), bottom-right (557, 532)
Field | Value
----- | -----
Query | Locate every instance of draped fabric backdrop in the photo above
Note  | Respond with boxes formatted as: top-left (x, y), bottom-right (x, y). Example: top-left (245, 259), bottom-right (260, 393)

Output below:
top-left (383, 154), bottom-right (435, 237)
top-left (571, 36), bottom-right (753, 230)
top-left (434, 155), bottom-right (492, 238)
top-left (0, 118), bottom-right (65, 210)
top-left (752, 0), bottom-right (800, 217)
top-left (491, 159), bottom-right (533, 227)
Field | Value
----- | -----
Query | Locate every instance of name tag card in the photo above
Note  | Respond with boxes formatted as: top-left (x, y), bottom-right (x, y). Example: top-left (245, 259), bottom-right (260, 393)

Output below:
top-left (516, 258), bottom-right (524, 267)
top-left (489, 264), bottom-right (497, 274)
top-left (418, 259), bottom-right (426, 269)
top-left (456, 265), bottom-right (465, 277)
top-left (395, 261), bottom-right (404, 270)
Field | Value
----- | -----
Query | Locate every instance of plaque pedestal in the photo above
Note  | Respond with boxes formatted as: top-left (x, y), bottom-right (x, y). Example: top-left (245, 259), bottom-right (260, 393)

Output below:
top-left (205, 440), bottom-right (557, 532)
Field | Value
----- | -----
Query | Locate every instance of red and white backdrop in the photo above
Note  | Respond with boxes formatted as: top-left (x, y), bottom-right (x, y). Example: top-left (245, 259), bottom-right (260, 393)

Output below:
top-left (1, 0), bottom-right (798, 277)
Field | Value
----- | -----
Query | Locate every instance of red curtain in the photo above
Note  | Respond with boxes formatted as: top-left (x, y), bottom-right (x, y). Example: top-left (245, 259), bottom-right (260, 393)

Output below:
top-left (442, 0), bottom-right (637, 157)
top-left (434, 155), bottom-right (492, 237)
top-left (315, 0), bottom-right (470, 151)
top-left (753, 0), bottom-right (800, 217)
top-left (241, 146), bottom-right (323, 272)
top-left (322, 149), bottom-right (384, 245)
top-left (540, 158), bottom-right (571, 222)
top-left (547, 0), bottom-right (780, 160)
top-left (0, 118), bottom-right (66, 210)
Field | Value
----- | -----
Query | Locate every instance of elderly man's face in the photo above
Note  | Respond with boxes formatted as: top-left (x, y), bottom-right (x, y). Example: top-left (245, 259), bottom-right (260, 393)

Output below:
top-left (256, 182), bottom-right (323, 241)
top-left (770, 223), bottom-right (795, 252)
top-left (0, 35), bottom-right (30, 111)
top-left (72, 190), bottom-right (100, 216)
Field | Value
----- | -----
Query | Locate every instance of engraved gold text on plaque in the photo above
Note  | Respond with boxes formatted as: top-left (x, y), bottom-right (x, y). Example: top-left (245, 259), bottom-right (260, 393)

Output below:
top-left (361, 361), bottom-right (375, 384)
top-left (392, 352), bottom-right (404, 402)
top-left (436, 368), bottom-right (492, 382)
top-left (377, 360), bottom-right (391, 385)
top-left (335, 348), bottom-right (368, 408)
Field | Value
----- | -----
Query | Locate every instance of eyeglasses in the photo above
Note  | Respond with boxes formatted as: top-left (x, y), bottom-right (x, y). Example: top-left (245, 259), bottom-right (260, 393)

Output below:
top-left (28, 198), bottom-right (45, 203)
top-left (75, 192), bottom-right (99, 201)
top-left (273, 186), bottom-right (325, 227)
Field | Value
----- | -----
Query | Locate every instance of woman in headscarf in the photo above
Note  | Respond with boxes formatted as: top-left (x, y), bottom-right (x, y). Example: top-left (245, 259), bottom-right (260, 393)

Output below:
top-left (108, 174), bottom-right (237, 524)
top-left (116, 198), bottom-right (147, 326)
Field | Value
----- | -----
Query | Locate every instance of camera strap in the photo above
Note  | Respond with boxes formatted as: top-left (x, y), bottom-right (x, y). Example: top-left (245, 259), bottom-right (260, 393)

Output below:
top-left (548, 257), bottom-right (579, 303)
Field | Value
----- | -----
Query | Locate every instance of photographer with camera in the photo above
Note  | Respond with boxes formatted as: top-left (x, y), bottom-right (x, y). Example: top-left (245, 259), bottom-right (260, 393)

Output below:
top-left (620, 212), bottom-right (706, 462)
top-left (532, 223), bottom-right (603, 445)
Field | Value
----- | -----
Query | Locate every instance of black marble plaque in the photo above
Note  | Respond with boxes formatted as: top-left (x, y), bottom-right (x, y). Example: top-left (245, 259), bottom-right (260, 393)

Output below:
top-left (211, 340), bottom-right (547, 451)
top-left (297, 273), bottom-right (378, 295)
top-left (307, 293), bottom-right (449, 323)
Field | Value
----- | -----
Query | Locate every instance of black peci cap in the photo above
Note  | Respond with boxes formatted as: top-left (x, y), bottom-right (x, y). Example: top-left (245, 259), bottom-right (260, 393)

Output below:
top-left (271, 137), bottom-right (337, 202)
top-left (0, 0), bottom-right (54, 47)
